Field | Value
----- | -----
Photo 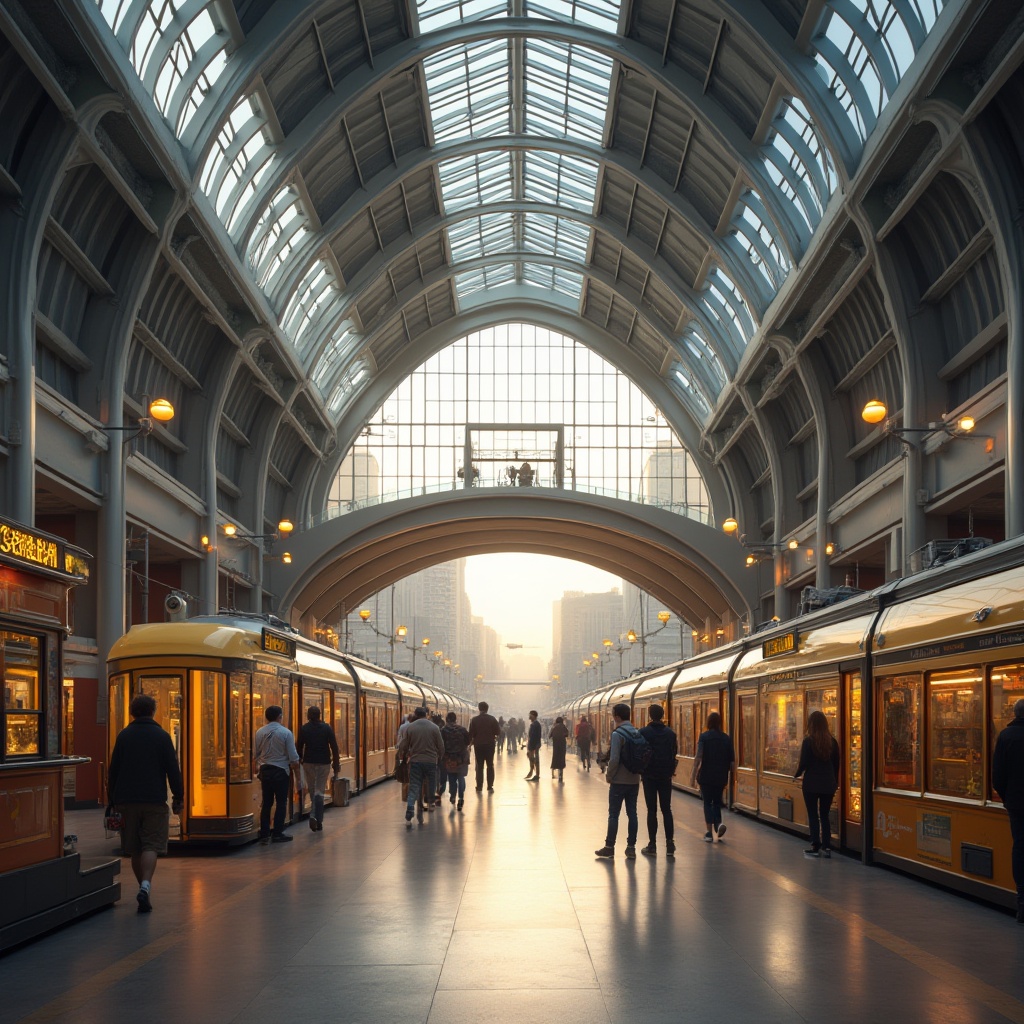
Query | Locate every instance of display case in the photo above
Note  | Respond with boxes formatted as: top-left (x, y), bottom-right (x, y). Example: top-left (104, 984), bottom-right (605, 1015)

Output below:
top-left (762, 690), bottom-right (802, 775)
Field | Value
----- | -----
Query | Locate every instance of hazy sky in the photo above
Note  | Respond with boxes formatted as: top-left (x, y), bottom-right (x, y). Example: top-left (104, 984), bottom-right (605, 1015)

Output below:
top-left (463, 553), bottom-right (622, 663)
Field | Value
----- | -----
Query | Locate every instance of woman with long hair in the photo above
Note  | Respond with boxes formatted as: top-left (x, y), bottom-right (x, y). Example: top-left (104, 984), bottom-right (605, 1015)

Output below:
top-left (793, 710), bottom-right (840, 858)
top-left (690, 711), bottom-right (735, 844)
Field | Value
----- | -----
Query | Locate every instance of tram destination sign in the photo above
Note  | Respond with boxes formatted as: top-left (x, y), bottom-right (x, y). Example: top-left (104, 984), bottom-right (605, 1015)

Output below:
top-left (763, 631), bottom-right (799, 659)
top-left (0, 520), bottom-right (59, 570)
top-left (261, 629), bottom-right (296, 659)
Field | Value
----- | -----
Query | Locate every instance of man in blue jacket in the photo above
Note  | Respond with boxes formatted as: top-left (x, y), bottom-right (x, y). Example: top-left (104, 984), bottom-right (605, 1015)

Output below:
top-left (993, 698), bottom-right (1024, 923)
top-left (639, 704), bottom-right (678, 858)
top-left (108, 693), bottom-right (184, 913)
top-left (595, 703), bottom-right (642, 860)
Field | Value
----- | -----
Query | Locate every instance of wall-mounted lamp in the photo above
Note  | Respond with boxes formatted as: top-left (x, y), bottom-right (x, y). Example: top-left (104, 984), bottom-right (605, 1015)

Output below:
top-left (825, 541), bottom-right (843, 557)
top-left (861, 400), bottom-right (992, 450)
top-left (91, 396), bottom-right (175, 450)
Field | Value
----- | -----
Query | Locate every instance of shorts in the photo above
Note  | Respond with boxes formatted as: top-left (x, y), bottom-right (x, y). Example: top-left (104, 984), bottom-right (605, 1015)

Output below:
top-left (120, 803), bottom-right (170, 855)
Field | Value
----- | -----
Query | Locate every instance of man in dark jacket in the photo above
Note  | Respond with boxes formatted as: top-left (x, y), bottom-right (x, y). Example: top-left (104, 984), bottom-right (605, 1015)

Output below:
top-left (993, 697), bottom-right (1024, 922)
top-left (297, 705), bottom-right (340, 833)
top-left (525, 710), bottom-right (542, 781)
top-left (108, 693), bottom-right (184, 913)
top-left (468, 701), bottom-right (501, 792)
top-left (639, 704), bottom-right (678, 858)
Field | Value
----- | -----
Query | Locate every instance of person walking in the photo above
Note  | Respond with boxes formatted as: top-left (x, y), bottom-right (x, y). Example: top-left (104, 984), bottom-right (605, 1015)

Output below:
top-left (525, 710), bottom-right (543, 780)
top-left (690, 711), bottom-right (734, 844)
top-left (296, 705), bottom-right (340, 832)
top-left (441, 711), bottom-right (472, 810)
top-left (497, 715), bottom-right (506, 755)
top-left (549, 716), bottom-right (569, 781)
top-left (595, 704), bottom-right (642, 859)
top-left (469, 701), bottom-right (502, 791)
top-left (255, 705), bottom-right (300, 845)
top-left (575, 715), bottom-right (593, 770)
top-left (506, 717), bottom-right (517, 756)
top-left (107, 693), bottom-right (184, 913)
top-left (793, 710), bottom-right (840, 858)
top-left (993, 697), bottom-right (1024, 922)
top-left (398, 706), bottom-right (445, 824)
top-left (639, 704), bottom-right (678, 857)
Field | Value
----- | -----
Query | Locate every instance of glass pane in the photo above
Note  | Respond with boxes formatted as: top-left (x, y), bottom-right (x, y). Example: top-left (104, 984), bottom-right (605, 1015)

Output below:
top-left (191, 671), bottom-right (227, 816)
top-left (3, 631), bottom-right (40, 710)
top-left (109, 672), bottom-right (129, 745)
top-left (229, 672), bottom-right (251, 783)
top-left (739, 695), bottom-right (756, 769)
top-left (879, 674), bottom-right (921, 790)
top-left (137, 673), bottom-right (184, 835)
top-left (6, 713), bottom-right (40, 755)
top-left (991, 665), bottom-right (1024, 801)
top-left (847, 673), bottom-right (862, 822)
top-left (679, 702), bottom-right (694, 757)
top-left (927, 669), bottom-right (983, 800)
top-left (762, 692), bottom-right (802, 775)
top-left (806, 688), bottom-right (838, 735)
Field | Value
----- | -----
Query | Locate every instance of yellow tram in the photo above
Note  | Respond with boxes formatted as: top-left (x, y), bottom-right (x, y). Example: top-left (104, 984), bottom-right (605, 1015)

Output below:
top-left (107, 614), bottom-right (472, 844)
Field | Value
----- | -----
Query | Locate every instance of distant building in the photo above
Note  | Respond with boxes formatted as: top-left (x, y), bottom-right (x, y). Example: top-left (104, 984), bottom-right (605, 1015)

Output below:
top-left (553, 588), bottom-right (624, 699)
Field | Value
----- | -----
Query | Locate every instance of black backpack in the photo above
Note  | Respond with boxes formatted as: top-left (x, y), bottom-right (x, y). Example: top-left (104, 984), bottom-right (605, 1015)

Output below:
top-left (615, 727), bottom-right (652, 774)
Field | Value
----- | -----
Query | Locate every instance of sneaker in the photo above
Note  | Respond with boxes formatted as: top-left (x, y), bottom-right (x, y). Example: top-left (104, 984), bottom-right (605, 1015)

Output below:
top-left (271, 833), bottom-right (293, 843)
top-left (309, 817), bottom-right (317, 832)
top-left (136, 888), bottom-right (152, 913)
top-left (487, 786), bottom-right (494, 791)
top-left (821, 848), bottom-right (831, 858)
top-left (704, 832), bottom-right (713, 843)
top-left (640, 844), bottom-right (656, 858)
top-left (457, 799), bottom-right (464, 811)
top-left (665, 841), bottom-right (676, 859)
top-left (450, 794), bottom-right (456, 804)
top-left (717, 823), bottom-right (727, 838)
top-left (804, 847), bottom-right (820, 858)
top-left (625, 846), bottom-right (636, 859)
top-left (595, 845), bottom-right (614, 858)
top-left (259, 836), bottom-right (270, 845)
top-left (405, 809), bottom-right (413, 822)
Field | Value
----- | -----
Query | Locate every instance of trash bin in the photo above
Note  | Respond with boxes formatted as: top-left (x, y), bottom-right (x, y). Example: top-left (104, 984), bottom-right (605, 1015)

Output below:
top-left (332, 777), bottom-right (350, 807)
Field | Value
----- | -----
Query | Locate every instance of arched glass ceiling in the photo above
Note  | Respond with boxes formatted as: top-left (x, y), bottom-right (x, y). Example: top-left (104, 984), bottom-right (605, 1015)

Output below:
top-left (94, 0), bottom-right (945, 425)
top-left (324, 323), bottom-right (711, 522)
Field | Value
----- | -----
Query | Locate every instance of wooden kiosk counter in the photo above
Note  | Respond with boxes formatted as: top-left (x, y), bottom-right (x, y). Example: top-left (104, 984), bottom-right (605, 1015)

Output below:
top-left (0, 516), bottom-right (119, 951)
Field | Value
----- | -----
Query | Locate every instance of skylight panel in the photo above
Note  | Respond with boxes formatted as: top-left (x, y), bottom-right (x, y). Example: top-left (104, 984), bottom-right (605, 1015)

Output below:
top-left (522, 263), bottom-right (584, 297)
top-left (455, 263), bottom-right (517, 298)
top-left (282, 260), bottom-right (340, 354)
top-left (447, 213), bottom-right (516, 262)
top-left (416, 0), bottom-right (510, 33)
top-left (424, 41), bottom-right (512, 141)
top-left (248, 187), bottom-right (311, 290)
top-left (96, 0), bottom-right (136, 35)
top-left (681, 324), bottom-right (726, 389)
top-left (523, 41), bottom-right (613, 143)
top-left (438, 152), bottom-right (514, 213)
top-left (672, 367), bottom-right (710, 416)
top-left (523, 212), bottom-right (590, 262)
top-left (704, 267), bottom-right (755, 346)
top-left (313, 323), bottom-right (359, 389)
top-left (523, 151), bottom-right (599, 212)
top-left (525, 0), bottom-right (621, 31)
top-left (733, 194), bottom-right (789, 290)
top-left (328, 362), bottom-right (368, 415)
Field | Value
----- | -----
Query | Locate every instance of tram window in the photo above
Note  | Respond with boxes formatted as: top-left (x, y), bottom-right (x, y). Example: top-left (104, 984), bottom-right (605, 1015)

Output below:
top-left (738, 695), bottom-right (756, 769)
top-left (337, 698), bottom-right (351, 757)
top-left (139, 674), bottom-right (183, 759)
top-left (879, 674), bottom-right (922, 790)
top-left (762, 691), bottom-right (802, 775)
top-left (679, 704), bottom-right (695, 757)
top-left (109, 672), bottom-right (129, 739)
top-left (304, 688), bottom-right (325, 714)
top-left (991, 666), bottom-right (1024, 798)
top-left (192, 670), bottom-right (227, 816)
top-left (3, 632), bottom-right (41, 757)
top-left (847, 673), bottom-right (862, 822)
top-left (698, 699), bottom-right (716, 737)
top-left (927, 669), bottom-right (983, 800)
top-left (806, 688), bottom-right (838, 736)
top-left (229, 672), bottom-right (251, 783)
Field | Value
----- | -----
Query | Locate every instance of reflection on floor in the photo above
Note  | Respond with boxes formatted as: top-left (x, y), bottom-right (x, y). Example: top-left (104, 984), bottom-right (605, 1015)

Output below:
top-left (7, 751), bottom-right (1024, 1023)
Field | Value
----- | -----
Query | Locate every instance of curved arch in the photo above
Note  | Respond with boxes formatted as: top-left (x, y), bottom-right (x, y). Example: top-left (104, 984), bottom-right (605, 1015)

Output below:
top-left (278, 491), bottom-right (757, 626)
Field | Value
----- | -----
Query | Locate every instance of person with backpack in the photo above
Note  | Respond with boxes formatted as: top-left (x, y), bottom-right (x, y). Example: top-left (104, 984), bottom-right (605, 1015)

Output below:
top-left (690, 711), bottom-right (735, 843)
top-left (575, 715), bottom-right (593, 770)
top-left (595, 703), bottom-right (649, 859)
top-left (638, 704), bottom-right (678, 858)
top-left (441, 711), bottom-right (471, 811)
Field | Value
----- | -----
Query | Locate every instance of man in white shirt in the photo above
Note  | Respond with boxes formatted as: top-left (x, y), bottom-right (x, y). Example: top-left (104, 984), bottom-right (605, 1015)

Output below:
top-left (254, 705), bottom-right (300, 844)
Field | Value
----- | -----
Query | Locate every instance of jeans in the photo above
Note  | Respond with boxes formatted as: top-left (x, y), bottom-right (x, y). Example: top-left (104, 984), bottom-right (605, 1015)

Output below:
top-left (606, 783), bottom-right (639, 847)
top-left (1009, 810), bottom-right (1024, 903)
top-left (474, 744), bottom-right (495, 789)
top-left (643, 776), bottom-right (674, 842)
top-left (302, 763), bottom-right (332, 823)
top-left (803, 789), bottom-right (834, 849)
top-left (700, 784), bottom-right (725, 830)
top-left (259, 765), bottom-right (290, 837)
top-left (406, 762), bottom-right (438, 816)
top-left (446, 771), bottom-right (466, 800)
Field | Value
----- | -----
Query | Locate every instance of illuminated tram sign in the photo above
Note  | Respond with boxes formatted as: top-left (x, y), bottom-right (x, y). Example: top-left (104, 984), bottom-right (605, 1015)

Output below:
top-left (0, 522), bottom-right (59, 569)
top-left (762, 631), bottom-right (799, 659)
top-left (261, 629), bottom-right (296, 658)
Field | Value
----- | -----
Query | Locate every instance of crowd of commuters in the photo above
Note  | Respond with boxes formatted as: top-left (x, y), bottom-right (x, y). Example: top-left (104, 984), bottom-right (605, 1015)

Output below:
top-left (107, 691), bottom-right (1024, 924)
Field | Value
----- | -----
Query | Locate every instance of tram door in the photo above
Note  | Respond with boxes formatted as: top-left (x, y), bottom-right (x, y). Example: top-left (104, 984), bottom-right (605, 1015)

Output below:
top-left (844, 670), bottom-right (863, 853)
top-left (137, 673), bottom-right (184, 839)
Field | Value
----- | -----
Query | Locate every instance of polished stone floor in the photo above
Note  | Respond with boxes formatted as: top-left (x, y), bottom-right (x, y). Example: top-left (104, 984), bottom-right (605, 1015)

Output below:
top-left (6, 750), bottom-right (1024, 1024)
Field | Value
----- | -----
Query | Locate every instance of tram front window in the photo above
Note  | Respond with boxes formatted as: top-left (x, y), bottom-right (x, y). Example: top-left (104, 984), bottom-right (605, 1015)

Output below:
top-left (3, 632), bottom-right (41, 757)
top-left (230, 672), bottom-right (252, 783)
top-left (192, 670), bottom-right (227, 816)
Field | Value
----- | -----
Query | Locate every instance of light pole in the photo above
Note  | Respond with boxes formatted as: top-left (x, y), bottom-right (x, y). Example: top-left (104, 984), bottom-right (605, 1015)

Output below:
top-left (222, 518), bottom-right (294, 614)
top-left (358, 608), bottom-right (403, 669)
top-left (395, 625), bottom-right (431, 678)
top-left (627, 609), bottom-right (671, 670)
